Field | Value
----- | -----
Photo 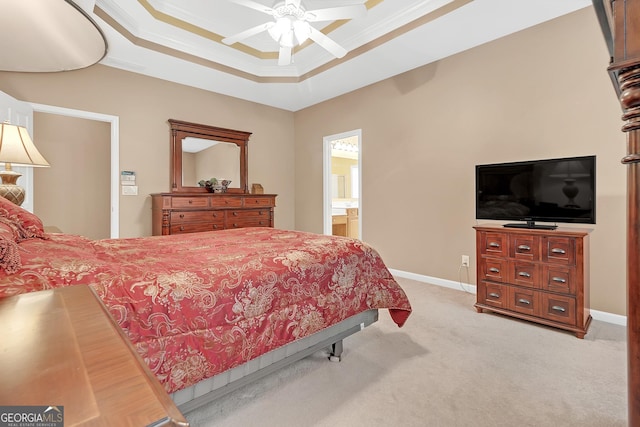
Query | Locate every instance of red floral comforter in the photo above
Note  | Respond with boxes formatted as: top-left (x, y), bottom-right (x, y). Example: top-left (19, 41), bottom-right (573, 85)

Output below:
top-left (0, 227), bottom-right (411, 393)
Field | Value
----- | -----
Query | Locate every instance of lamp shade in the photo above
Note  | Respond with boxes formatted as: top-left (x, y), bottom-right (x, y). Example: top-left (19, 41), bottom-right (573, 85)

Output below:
top-left (0, 122), bottom-right (49, 167)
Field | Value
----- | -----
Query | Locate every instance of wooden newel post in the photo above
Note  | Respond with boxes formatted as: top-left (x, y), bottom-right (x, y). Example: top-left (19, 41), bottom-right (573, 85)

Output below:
top-left (604, 1), bottom-right (640, 424)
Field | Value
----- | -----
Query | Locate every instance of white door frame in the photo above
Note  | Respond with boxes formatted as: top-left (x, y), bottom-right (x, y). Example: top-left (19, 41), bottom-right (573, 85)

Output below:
top-left (323, 129), bottom-right (362, 238)
top-left (30, 103), bottom-right (120, 238)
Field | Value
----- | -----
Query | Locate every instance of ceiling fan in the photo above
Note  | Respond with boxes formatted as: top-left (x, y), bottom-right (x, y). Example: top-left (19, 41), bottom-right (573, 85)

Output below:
top-left (222, 0), bottom-right (366, 66)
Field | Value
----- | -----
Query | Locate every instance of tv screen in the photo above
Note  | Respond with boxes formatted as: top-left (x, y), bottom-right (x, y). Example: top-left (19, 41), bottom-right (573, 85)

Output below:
top-left (475, 155), bottom-right (596, 229)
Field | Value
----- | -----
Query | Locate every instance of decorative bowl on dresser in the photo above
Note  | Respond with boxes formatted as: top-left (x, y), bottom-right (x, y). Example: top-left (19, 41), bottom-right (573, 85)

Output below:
top-left (153, 119), bottom-right (276, 235)
top-left (474, 224), bottom-right (592, 338)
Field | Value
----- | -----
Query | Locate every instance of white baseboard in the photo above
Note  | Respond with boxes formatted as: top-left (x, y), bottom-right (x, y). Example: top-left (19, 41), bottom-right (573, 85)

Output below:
top-left (388, 268), bottom-right (627, 327)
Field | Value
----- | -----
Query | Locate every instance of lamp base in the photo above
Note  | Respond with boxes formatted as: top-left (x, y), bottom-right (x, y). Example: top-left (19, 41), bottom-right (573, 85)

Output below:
top-left (0, 170), bottom-right (25, 206)
top-left (0, 184), bottom-right (25, 206)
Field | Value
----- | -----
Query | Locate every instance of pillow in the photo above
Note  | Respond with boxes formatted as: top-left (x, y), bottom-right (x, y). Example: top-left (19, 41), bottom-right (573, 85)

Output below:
top-left (0, 222), bottom-right (16, 242)
top-left (0, 196), bottom-right (46, 239)
top-left (0, 223), bottom-right (21, 273)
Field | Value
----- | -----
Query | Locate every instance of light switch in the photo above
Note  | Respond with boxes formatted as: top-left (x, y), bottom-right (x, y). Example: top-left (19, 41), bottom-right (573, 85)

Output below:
top-left (122, 185), bottom-right (138, 196)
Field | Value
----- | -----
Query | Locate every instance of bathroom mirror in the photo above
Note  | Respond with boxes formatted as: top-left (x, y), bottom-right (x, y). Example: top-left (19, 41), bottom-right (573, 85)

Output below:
top-left (169, 119), bottom-right (250, 193)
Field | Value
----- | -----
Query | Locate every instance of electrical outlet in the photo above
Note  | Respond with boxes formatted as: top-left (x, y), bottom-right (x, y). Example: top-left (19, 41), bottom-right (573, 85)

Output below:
top-left (461, 255), bottom-right (470, 267)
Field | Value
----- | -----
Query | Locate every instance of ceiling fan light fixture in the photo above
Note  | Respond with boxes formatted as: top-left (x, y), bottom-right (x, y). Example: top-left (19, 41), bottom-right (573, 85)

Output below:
top-left (293, 20), bottom-right (311, 44)
top-left (225, 0), bottom-right (366, 65)
top-left (268, 16), bottom-right (291, 43)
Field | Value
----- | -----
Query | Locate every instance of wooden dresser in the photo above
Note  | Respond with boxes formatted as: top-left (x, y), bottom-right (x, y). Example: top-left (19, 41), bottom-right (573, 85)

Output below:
top-left (152, 193), bottom-right (276, 235)
top-left (474, 225), bottom-right (591, 338)
top-left (0, 285), bottom-right (188, 426)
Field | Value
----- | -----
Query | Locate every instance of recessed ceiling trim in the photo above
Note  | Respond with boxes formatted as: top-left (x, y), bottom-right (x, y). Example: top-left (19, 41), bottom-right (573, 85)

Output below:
top-left (95, 6), bottom-right (294, 83)
top-left (300, 0), bottom-right (472, 81)
top-left (137, 0), bottom-right (276, 60)
top-left (138, 0), bottom-right (383, 60)
top-left (96, 0), bottom-right (471, 84)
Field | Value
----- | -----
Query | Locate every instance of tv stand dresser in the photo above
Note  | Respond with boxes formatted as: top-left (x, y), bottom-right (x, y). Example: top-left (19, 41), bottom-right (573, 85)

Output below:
top-left (474, 224), bottom-right (591, 338)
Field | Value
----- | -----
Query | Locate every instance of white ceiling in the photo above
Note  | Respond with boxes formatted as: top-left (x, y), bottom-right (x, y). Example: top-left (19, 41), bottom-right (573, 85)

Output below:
top-left (78, 0), bottom-right (592, 111)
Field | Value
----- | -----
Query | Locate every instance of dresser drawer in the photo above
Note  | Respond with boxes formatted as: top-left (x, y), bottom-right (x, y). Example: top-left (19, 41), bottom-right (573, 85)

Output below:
top-left (171, 210), bottom-right (223, 223)
top-left (170, 222), bottom-right (224, 234)
top-left (479, 232), bottom-right (507, 257)
top-left (510, 235), bottom-right (539, 261)
top-left (227, 209), bottom-right (271, 228)
top-left (244, 197), bottom-right (275, 207)
top-left (478, 282), bottom-right (509, 309)
top-left (479, 258), bottom-right (508, 282)
top-left (212, 196), bottom-right (243, 208)
top-left (542, 237), bottom-right (576, 265)
top-left (508, 261), bottom-right (540, 289)
top-left (542, 265), bottom-right (576, 295)
top-left (509, 287), bottom-right (539, 317)
top-left (228, 209), bottom-right (271, 219)
top-left (171, 197), bottom-right (209, 208)
top-left (227, 218), bottom-right (271, 228)
top-left (541, 293), bottom-right (576, 326)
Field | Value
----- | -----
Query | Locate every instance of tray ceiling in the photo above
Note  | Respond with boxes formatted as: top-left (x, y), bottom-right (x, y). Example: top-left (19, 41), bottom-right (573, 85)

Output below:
top-left (46, 0), bottom-right (595, 110)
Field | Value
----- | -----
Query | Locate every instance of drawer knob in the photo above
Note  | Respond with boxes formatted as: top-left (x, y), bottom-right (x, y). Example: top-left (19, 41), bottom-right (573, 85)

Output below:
top-left (255, 200), bottom-right (259, 203)
top-left (188, 200), bottom-right (193, 204)
top-left (551, 248), bottom-right (566, 254)
top-left (518, 272), bottom-right (531, 278)
top-left (489, 242), bottom-right (500, 248)
top-left (179, 214), bottom-right (184, 218)
top-left (179, 226), bottom-right (184, 231)
top-left (213, 225), bottom-right (218, 229)
top-left (552, 277), bottom-right (567, 283)
top-left (551, 305), bottom-right (566, 313)
top-left (233, 223), bottom-right (239, 227)
top-left (517, 245), bottom-right (531, 251)
top-left (489, 267), bottom-right (500, 273)
top-left (488, 292), bottom-right (500, 299)
top-left (233, 212), bottom-right (238, 216)
top-left (212, 213), bottom-right (217, 217)
top-left (517, 298), bottom-right (531, 305)
top-left (259, 221), bottom-right (264, 225)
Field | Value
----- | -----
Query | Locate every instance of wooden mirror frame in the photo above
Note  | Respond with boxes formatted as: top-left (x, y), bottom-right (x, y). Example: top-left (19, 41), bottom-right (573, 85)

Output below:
top-left (169, 119), bottom-right (251, 194)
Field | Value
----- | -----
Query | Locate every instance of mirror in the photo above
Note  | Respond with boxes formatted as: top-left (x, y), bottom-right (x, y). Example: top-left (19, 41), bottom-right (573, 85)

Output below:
top-left (169, 119), bottom-right (250, 193)
top-left (181, 137), bottom-right (241, 187)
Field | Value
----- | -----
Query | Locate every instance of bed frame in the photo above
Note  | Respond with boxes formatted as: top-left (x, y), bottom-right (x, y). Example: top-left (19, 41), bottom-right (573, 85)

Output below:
top-left (592, 0), bottom-right (640, 423)
top-left (171, 309), bottom-right (379, 412)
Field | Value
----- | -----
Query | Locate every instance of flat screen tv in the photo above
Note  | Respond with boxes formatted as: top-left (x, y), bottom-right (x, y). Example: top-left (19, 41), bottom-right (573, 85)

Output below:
top-left (475, 155), bottom-right (596, 229)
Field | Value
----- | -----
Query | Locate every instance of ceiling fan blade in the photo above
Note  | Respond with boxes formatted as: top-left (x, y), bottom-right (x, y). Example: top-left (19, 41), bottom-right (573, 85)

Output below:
top-left (304, 5), bottom-right (366, 22)
top-left (308, 27), bottom-right (347, 58)
top-left (278, 46), bottom-right (292, 66)
top-left (226, 0), bottom-right (274, 15)
top-left (222, 22), bottom-right (275, 45)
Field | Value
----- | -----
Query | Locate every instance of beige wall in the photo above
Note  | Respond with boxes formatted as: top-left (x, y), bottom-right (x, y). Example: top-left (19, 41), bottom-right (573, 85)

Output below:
top-left (33, 113), bottom-right (111, 239)
top-left (0, 65), bottom-right (296, 237)
top-left (294, 7), bottom-right (627, 316)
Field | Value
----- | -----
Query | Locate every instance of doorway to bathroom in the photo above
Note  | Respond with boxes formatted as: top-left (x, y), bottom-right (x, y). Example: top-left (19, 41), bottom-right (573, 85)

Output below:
top-left (323, 129), bottom-right (362, 239)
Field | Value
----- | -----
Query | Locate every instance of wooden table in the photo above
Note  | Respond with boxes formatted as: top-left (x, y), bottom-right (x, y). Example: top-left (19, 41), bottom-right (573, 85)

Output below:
top-left (0, 285), bottom-right (189, 426)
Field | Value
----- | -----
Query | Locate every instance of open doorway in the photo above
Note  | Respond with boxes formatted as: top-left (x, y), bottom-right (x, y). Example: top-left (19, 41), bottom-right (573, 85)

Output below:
top-left (0, 92), bottom-right (120, 238)
top-left (323, 130), bottom-right (362, 239)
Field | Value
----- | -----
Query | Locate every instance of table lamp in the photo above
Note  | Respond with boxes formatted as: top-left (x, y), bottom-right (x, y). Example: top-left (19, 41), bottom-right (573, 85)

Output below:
top-left (0, 122), bottom-right (50, 206)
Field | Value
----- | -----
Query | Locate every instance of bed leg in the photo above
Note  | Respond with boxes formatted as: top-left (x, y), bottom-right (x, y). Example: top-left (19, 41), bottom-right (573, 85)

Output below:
top-left (329, 340), bottom-right (343, 362)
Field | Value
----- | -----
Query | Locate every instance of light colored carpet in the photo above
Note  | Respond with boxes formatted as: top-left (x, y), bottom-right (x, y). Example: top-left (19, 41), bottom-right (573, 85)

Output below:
top-left (185, 277), bottom-right (627, 427)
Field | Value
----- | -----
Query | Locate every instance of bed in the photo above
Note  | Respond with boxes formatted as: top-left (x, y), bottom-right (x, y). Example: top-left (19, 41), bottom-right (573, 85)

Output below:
top-left (0, 197), bottom-right (412, 412)
top-left (592, 0), bottom-right (640, 422)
